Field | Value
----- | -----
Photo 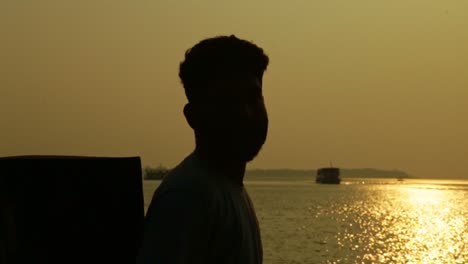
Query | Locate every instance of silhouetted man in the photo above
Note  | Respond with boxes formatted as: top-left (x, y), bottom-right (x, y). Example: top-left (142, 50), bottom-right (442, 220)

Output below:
top-left (136, 35), bottom-right (269, 264)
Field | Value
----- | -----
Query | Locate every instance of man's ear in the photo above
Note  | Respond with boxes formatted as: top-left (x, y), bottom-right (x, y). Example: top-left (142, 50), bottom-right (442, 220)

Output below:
top-left (183, 103), bottom-right (196, 129)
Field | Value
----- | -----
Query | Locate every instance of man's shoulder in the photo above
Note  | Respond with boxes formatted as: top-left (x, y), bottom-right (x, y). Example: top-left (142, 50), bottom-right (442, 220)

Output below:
top-left (145, 153), bottom-right (219, 220)
top-left (156, 153), bottom-right (215, 195)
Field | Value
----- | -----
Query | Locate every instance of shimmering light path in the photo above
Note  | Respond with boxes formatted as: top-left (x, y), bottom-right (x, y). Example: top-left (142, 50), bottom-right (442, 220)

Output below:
top-left (144, 178), bottom-right (468, 263)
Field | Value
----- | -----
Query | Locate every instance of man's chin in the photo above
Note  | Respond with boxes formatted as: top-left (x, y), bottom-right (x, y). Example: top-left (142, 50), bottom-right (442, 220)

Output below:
top-left (236, 146), bottom-right (263, 163)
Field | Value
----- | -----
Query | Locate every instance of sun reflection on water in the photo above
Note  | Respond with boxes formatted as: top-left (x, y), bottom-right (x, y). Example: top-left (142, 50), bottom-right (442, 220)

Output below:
top-left (244, 179), bottom-right (468, 263)
top-left (339, 185), bottom-right (468, 263)
top-left (398, 188), bottom-right (467, 263)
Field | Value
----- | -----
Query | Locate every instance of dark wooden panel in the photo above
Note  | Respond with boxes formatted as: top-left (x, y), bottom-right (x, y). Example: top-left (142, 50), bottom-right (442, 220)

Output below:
top-left (0, 156), bottom-right (144, 264)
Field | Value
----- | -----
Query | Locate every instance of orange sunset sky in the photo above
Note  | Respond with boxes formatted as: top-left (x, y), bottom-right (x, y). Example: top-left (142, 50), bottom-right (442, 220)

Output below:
top-left (1, 1), bottom-right (467, 178)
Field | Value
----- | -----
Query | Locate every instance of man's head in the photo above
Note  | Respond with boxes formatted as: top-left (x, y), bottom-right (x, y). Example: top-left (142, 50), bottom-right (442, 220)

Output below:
top-left (179, 35), bottom-right (269, 163)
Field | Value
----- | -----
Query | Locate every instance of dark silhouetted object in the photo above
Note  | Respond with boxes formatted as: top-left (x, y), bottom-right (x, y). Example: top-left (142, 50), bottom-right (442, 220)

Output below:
top-left (138, 35), bottom-right (268, 263)
top-left (0, 156), bottom-right (144, 264)
top-left (316, 167), bottom-right (341, 184)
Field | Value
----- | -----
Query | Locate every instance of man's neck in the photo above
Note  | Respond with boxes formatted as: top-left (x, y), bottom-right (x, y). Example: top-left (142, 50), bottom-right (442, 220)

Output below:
top-left (194, 147), bottom-right (246, 185)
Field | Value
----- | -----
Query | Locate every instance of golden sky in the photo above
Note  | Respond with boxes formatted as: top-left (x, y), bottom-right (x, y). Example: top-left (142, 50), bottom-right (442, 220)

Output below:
top-left (1, 1), bottom-right (467, 178)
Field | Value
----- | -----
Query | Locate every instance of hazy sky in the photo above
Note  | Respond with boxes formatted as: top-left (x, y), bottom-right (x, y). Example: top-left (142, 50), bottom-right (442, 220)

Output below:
top-left (1, 1), bottom-right (467, 178)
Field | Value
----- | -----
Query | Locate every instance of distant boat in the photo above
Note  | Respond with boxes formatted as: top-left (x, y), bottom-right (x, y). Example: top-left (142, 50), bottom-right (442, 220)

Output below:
top-left (316, 167), bottom-right (341, 184)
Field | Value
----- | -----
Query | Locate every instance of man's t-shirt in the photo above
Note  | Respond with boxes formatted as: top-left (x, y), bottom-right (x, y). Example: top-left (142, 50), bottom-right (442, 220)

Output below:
top-left (136, 153), bottom-right (262, 264)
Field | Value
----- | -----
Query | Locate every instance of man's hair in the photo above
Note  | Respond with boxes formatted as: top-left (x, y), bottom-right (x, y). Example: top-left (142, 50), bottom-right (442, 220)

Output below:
top-left (179, 35), bottom-right (269, 103)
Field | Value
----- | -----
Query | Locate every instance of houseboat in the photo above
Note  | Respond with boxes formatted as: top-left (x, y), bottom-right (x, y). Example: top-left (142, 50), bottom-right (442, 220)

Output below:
top-left (316, 167), bottom-right (341, 184)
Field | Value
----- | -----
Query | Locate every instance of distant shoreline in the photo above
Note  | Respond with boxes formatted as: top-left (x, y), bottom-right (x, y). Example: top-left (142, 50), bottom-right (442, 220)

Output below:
top-left (142, 166), bottom-right (467, 180)
top-left (245, 168), bottom-right (411, 179)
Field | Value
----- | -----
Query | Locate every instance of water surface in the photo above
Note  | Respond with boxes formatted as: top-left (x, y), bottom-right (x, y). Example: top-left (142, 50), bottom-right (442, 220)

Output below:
top-left (144, 178), bottom-right (468, 263)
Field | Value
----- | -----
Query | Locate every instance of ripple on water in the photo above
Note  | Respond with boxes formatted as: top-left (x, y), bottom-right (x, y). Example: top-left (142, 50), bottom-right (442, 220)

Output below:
top-left (246, 180), bottom-right (468, 264)
top-left (330, 185), bottom-right (468, 263)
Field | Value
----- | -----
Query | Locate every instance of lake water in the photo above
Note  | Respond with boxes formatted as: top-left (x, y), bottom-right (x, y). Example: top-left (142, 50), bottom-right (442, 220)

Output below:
top-left (143, 178), bottom-right (468, 264)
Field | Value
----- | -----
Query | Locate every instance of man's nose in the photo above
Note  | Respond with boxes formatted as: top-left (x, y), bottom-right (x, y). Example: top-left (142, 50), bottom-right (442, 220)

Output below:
top-left (241, 102), bottom-right (266, 121)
